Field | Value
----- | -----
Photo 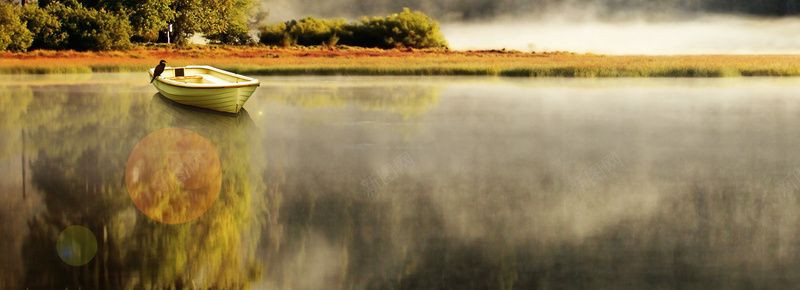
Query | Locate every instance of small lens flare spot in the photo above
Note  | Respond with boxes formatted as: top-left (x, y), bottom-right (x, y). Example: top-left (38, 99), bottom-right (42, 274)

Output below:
top-left (57, 226), bottom-right (97, 266)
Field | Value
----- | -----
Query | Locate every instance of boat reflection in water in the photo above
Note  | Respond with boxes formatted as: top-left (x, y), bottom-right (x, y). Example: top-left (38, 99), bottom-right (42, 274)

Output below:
top-left (150, 93), bottom-right (255, 129)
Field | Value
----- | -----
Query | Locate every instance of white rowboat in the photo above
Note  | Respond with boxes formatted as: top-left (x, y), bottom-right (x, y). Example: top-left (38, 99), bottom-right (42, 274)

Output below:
top-left (149, 65), bottom-right (259, 113)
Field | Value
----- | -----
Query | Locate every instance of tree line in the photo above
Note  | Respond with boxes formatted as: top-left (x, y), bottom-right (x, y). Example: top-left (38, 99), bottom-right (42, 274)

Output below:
top-left (259, 8), bottom-right (447, 49)
top-left (0, 0), bottom-right (257, 51)
top-left (0, 0), bottom-right (446, 52)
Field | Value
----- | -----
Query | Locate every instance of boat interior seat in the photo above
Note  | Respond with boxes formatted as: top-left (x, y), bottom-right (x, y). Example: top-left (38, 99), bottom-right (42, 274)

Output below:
top-left (166, 75), bottom-right (203, 81)
top-left (198, 74), bottom-right (228, 84)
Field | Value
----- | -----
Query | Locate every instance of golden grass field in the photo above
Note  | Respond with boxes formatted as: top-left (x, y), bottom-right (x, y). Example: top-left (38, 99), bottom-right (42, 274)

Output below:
top-left (2, 46), bottom-right (800, 77)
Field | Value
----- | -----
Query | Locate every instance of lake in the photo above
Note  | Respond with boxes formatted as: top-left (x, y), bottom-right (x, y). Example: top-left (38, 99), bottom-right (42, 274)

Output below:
top-left (2, 74), bottom-right (800, 289)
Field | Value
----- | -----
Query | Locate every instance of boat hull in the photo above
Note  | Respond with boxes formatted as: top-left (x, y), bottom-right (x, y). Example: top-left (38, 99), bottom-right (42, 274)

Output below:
top-left (152, 81), bottom-right (258, 113)
top-left (149, 65), bottom-right (259, 114)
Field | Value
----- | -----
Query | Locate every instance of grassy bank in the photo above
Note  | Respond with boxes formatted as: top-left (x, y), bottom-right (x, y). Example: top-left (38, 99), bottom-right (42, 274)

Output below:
top-left (2, 46), bottom-right (800, 77)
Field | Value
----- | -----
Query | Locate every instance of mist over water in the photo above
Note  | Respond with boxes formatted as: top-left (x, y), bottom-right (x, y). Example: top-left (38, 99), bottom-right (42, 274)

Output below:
top-left (263, 0), bottom-right (800, 21)
top-left (441, 16), bottom-right (800, 54)
top-left (261, 0), bottom-right (800, 54)
top-left (8, 75), bottom-right (800, 288)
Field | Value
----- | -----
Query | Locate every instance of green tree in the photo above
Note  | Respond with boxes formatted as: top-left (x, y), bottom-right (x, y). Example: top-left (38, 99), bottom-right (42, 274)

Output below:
top-left (347, 8), bottom-right (447, 49)
top-left (126, 0), bottom-right (176, 42)
top-left (47, 1), bottom-right (132, 50)
top-left (61, 0), bottom-right (174, 43)
top-left (35, 0), bottom-right (259, 45)
top-left (260, 16), bottom-right (347, 47)
top-left (258, 21), bottom-right (289, 46)
top-left (169, 0), bottom-right (235, 45)
top-left (0, 2), bottom-right (33, 52)
top-left (205, 0), bottom-right (255, 44)
top-left (18, 1), bottom-right (132, 51)
top-left (21, 4), bottom-right (67, 49)
top-left (259, 8), bottom-right (447, 49)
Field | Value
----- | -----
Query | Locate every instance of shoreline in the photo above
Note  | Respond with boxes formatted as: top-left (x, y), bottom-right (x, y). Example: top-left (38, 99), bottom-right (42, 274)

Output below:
top-left (2, 46), bottom-right (800, 77)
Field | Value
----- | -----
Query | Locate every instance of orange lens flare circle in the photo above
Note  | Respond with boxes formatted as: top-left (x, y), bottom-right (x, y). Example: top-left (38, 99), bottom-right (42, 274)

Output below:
top-left (126, 128), bottom-right (221, 224)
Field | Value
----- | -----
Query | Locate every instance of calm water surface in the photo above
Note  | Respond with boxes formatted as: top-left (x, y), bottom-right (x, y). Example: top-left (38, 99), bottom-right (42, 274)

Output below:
top-left (2, 74), bottom-right (800, 289)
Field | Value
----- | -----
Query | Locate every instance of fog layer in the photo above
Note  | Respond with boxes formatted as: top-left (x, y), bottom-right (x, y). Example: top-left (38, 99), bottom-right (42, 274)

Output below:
top-left (264, 0), bottom-right (800, 21)
top-left (441, 15), bottom-right (800, 54)
top-left (262, 0), bottom-right (800, 54)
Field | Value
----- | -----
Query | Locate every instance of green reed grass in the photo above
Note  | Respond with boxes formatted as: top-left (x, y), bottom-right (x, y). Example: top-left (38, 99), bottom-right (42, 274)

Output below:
top-left (3, 60), bottom-right (800, 77)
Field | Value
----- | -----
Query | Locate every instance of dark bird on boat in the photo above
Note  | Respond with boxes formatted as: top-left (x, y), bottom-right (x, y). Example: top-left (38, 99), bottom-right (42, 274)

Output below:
top-left (150, 60), bottom-right (166, 83)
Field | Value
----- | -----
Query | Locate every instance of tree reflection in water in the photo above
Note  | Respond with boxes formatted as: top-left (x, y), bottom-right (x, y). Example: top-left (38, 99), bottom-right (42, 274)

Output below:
top-left (12, 76), bottom-right (798, 289)
top-left (3, 77), bottom-right (448, 289)
top-left (21, 90), bottom-right (269, 288)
